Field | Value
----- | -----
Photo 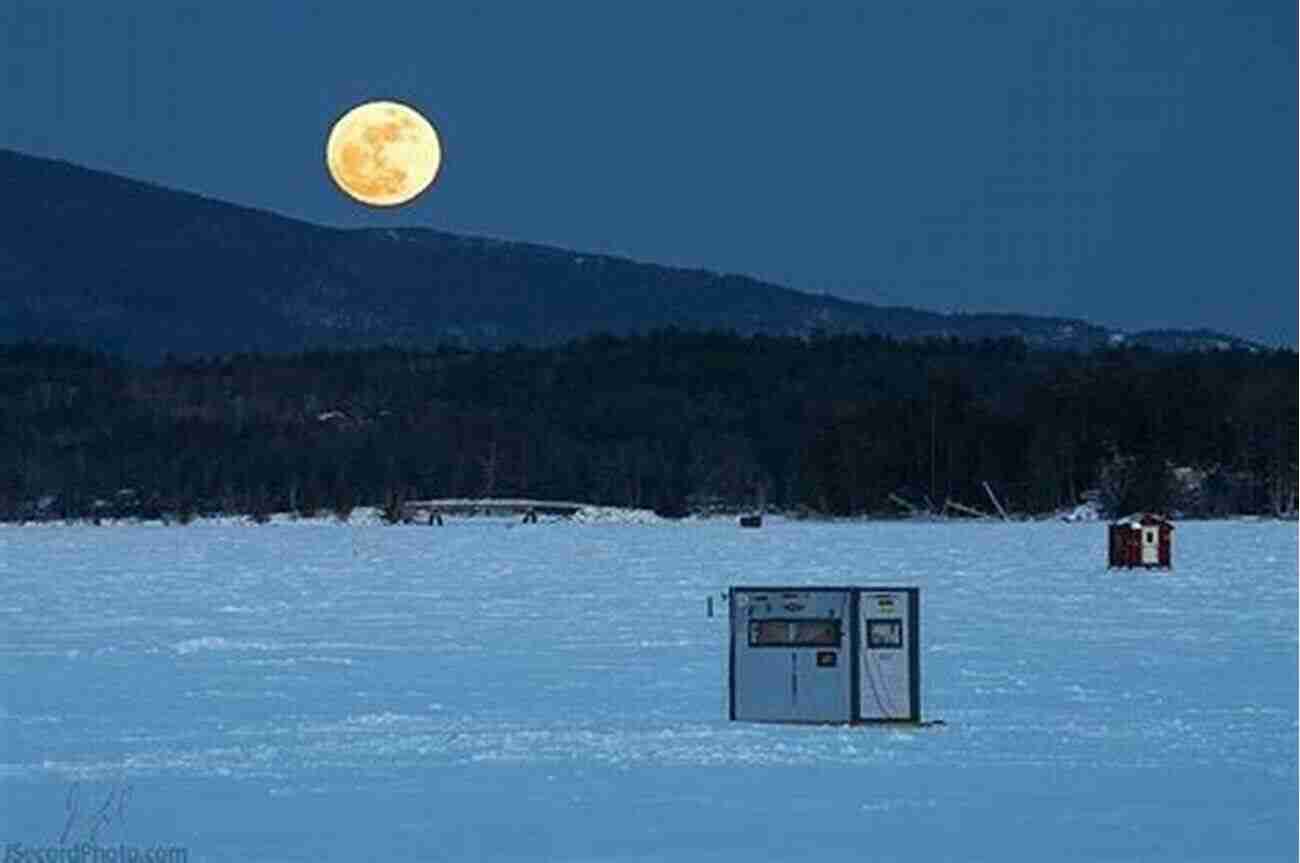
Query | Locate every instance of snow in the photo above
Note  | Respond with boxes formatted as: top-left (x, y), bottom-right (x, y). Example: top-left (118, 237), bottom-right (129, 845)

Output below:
top-left (1060, 501), bottom-right (1101, 522)
top-left (569, 506), bottom-right (664, 525)
top-left (0, 520), bottom-right (1295, 862)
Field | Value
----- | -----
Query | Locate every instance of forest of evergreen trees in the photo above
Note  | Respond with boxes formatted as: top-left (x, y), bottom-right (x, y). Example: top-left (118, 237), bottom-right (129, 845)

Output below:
top-left (0, 332), bottom-right (1295, 522)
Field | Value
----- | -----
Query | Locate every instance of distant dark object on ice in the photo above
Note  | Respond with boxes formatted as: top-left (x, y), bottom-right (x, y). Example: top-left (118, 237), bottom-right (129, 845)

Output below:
top-left (738, 514), bottom-right (762, 528)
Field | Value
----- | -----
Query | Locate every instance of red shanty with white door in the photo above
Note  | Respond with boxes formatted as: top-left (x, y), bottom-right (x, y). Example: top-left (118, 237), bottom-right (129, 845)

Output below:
top-left (1107, 513), bottom-right (1174, 568)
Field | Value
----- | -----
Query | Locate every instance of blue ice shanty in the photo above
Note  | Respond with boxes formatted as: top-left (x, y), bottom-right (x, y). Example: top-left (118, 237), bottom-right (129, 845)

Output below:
top-left (729, 586), bottom-right (921, 724)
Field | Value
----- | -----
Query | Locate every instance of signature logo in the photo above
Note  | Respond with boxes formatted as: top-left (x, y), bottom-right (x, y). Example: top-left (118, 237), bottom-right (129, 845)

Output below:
top-left (58, 781), bottom-right (133, 845)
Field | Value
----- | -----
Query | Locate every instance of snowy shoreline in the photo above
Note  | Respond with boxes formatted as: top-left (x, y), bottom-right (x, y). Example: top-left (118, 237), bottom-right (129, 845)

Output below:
top-left (1, 506), bottom-right (1293, 528)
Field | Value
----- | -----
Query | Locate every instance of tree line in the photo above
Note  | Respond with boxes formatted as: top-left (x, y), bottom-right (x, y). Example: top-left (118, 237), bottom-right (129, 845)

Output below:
top-left (0, 332), bottom-right (1295, 522)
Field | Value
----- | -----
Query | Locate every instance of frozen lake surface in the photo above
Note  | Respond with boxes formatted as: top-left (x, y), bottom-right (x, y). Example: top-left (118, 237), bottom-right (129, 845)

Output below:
top-left (2, 518), bottom-right (1296, 861)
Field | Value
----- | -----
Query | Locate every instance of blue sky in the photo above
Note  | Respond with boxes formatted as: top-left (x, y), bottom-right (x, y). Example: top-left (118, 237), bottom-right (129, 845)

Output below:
top-left (3, 0), bottom-right (1294, 344)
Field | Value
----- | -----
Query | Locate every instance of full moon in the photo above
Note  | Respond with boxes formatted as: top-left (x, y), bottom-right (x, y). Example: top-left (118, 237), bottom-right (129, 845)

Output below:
top-left (325, 100), bottom-right (441, 207)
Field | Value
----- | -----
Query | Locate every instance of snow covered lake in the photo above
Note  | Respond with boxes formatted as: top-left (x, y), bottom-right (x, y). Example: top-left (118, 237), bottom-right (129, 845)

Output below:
top-left (2, 518), bottom-right (1295, 862)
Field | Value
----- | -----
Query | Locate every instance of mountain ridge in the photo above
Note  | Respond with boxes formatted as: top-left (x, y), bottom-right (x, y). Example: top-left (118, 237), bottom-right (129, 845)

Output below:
top-left (0, 148), bottom-right (1264, 362)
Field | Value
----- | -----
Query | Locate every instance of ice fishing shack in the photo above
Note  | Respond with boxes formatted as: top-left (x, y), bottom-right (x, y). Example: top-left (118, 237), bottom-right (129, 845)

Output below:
top-left (729, 586), bottom-right (921, 724)
top-left (1107, 513), bottom-right (1173, 568)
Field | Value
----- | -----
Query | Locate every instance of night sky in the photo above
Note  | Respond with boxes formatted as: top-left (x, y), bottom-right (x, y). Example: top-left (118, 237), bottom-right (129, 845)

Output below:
top-left (3, 1), bottom-right (1295, 345)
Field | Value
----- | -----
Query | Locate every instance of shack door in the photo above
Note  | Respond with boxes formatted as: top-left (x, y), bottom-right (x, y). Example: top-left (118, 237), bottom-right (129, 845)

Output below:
top-left (731, 589), bottom-right (852, 723)
top-left (1141, 526), bottom-right (1159, 565)
top-left (859, 589), bottom-right (919, 722)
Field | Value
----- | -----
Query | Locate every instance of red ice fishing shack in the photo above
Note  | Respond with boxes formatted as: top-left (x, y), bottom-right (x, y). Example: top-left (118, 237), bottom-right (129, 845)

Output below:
top-left (1107, 513), bottom-right (1174, 568)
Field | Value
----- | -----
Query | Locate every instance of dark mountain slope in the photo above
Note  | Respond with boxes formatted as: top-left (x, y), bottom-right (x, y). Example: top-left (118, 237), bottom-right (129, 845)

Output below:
top-left (0, 149), bottom-right (1260, 362)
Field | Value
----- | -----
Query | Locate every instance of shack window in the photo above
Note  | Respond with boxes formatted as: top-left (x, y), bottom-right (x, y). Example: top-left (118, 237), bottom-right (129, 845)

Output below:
top-left (866, 618), bottom-right (903, 649)
top-left (748, 619), bottom-right (841, 647)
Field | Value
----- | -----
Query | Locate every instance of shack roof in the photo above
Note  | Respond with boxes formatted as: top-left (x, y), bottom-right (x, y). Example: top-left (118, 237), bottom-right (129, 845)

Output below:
top-left (1112, 513), bottom-right (1175, 528)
